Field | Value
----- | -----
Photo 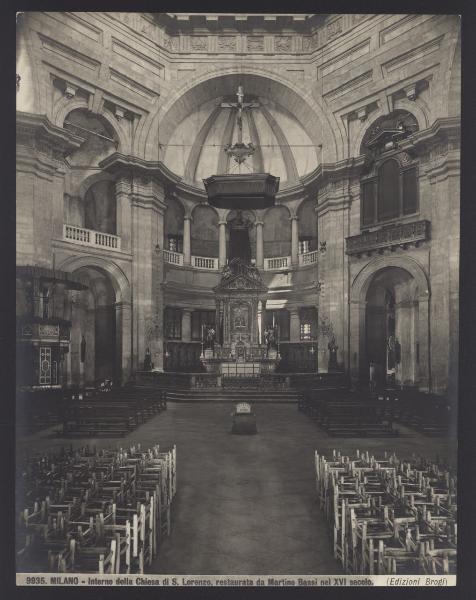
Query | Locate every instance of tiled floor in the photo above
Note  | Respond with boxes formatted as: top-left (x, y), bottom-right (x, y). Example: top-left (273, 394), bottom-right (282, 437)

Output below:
top-left (16, 402), bottom-right (456, 575)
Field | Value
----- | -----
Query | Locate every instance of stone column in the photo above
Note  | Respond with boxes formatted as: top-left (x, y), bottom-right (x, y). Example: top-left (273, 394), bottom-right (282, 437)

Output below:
top-left (182, 309), bottom-right (192, 342)
top-left (183, 216), bottom-right (192, 265)
top-left (255, 221), bottom-right (264, 269)
top-left (257, 300), bottom-right (263, 345)
top-left (291, 216), bottom-right (299, 265)
top-left (290, 307), bottom-right (301, 343)
top-left (218, 221), bottom-right (227, 268)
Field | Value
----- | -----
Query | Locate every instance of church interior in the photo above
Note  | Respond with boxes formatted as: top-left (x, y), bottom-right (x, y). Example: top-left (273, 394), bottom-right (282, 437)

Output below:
top-left (16, 12), bottom-right (460, 578)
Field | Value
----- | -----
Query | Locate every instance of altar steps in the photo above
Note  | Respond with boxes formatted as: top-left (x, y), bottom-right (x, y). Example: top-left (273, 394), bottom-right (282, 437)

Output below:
top-left (166, 389), bottom-right (302, 403)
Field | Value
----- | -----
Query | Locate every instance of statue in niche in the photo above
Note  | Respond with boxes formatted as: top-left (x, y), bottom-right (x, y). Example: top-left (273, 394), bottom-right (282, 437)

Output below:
top-left (328, 335), bottom-right (339, 372)
top-left (143, 347), bottom-right (153, 371)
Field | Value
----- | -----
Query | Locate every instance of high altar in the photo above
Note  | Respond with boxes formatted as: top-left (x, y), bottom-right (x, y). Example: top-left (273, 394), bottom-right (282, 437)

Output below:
top-left (201, 258), bottom-right (280, 375)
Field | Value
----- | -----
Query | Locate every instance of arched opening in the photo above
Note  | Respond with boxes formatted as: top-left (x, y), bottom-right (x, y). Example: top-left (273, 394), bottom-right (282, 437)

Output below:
top-left (84, 180), bottom-right (117, 234)
top-left (297, 199), bottom-right (318, 253)
top-left (164, 197), bottom-right (185, 253)
top-left (70, 267), bottom-right (117, 385)
top-left (226, 209), bottom-right (255, 264)
top-left (191, 205), bottom-right (219, 257)
top-left (263, 205), bottom-right (291, 258)
top-left (364, 267), bottom-right (419, 388)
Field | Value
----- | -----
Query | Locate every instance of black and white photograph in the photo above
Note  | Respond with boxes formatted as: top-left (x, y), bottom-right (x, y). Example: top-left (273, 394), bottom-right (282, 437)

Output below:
top-left (13, 9), bottom-right (463, 588)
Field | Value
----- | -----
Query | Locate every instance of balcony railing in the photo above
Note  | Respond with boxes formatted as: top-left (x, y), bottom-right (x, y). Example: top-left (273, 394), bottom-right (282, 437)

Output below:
top-left (346, 220), bottom-right (430, 256)
top-left (63, 224), bottom-right (121, 251)
top-left (265, 256), bottom-right (290, 271)
top-left (163, 250), bottom-right (184, 266)
top-left (298, 250), bottom-right (319, 266)
top-left (193, 255), bottom-right (219, 270)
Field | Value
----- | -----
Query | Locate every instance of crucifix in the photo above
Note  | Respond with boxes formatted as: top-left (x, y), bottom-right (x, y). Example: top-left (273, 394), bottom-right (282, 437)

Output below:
top-left (221, 85), bottom-right (260, 165)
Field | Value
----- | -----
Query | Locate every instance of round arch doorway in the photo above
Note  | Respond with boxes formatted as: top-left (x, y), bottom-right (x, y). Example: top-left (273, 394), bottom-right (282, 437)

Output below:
top-left (350, 259), bottom-right (430, 392)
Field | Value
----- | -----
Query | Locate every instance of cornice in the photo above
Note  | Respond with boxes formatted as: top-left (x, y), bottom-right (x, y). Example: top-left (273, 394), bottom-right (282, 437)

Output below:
top-left (16, 111), bottom-right (85, 157)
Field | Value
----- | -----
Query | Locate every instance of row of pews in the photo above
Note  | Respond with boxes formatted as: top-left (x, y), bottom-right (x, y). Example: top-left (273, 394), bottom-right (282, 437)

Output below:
top-left (299, 388), bottom-right (398, 437)
top-left (315, 450), bottom-right (456, 575)
top-left (61, 386), bottom-right (167, 437)
top-left (17, 442), bottom-right (177, 574)
top-left (374, 389), bottom-right (453, 436)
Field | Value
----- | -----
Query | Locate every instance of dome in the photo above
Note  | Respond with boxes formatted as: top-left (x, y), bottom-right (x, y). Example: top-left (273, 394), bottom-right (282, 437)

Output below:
top-left (163, 93), bottom-right (319, 189)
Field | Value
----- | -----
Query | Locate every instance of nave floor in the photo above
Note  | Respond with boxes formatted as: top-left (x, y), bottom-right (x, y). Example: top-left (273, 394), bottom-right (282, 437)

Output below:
top-left (16, 402), bottom-right (455, 575)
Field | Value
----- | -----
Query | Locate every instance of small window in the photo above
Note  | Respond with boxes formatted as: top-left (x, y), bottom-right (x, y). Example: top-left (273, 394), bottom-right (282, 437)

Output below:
top-left (300, 322), bottom-right (311, 340)
top-left (299, 307), bottom-right (318, 341)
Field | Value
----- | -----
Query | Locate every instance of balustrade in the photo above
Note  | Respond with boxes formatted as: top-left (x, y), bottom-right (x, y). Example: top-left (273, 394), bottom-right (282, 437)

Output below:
top-left (192, 256), bottom-right (219, 270)
top-left (63, 224), bottom-right (121, 251)
top-left (265, 256), bottom-right (290, 270)
top-left (163, 250), bottom-right (184, 266)
top-left (298, 250), bottom-right (319, 266)
top-left (346, 220), bottom-right (430, 256)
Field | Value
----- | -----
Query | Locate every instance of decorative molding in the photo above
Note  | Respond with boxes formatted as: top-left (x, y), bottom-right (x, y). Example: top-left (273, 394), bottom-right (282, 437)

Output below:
top-left (379, 14), bottom-right (434, 46)
top-left (38, 33), bottom-right (100, 72)
top-left (109, 68), bottom-right (158, 101)
top-left (326, 17), bottom-right (343, 41)
top-left (275, 36), bottom-right (292, 53)
top-left (319, 39), bottom-right (371, 78)
top-left (381, 35), bottom-right (444, 75)
top-left (247, 36), bottom-right (265, 52)
top-left (111, 38), bottom-right (165, 78)
top-left (323, 70), bottom-right (373, 101)
top-left (190, 36), bottom-right (208, 52)
top-left (217, 36), bottom-right (237, 52)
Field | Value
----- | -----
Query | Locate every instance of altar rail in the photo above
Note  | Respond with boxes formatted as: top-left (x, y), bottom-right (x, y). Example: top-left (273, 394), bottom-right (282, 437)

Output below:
top-left (63, 224), bottom-right (121, 251)
top-left (135, 370), bottom-right (291, 389)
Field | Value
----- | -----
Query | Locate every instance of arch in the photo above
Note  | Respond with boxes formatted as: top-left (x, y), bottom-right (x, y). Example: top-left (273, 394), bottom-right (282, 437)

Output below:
top-left (61, 106), bottom-right (127, 154)
top-left (355, 109), bottom-right (421, 159)
top-left (143, 67), bottom-right (337, 164)
top-left (297, 198), bottom-right (318, 251)
top-left (263, 204), bottom-right (292, 258)
top-left (77, 172), bottom-right (117, 201)
top-left (350, 256), bottom-right (430, 390)
top-left (351, 255), bottom-right (430, 303)
top-left (57, 255), bottom-right (131, 304)
top-left (190, 204), bottom-right (219, 257)
top-left (164, 196), bottom-right (185, 251)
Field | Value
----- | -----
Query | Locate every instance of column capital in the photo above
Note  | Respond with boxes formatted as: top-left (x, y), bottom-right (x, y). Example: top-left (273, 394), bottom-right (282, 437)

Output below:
top-left (218, 220), bottom-right (227, 226)
top-left (184, 215), bottom-right (193, 221)
top-left (289, 215), bottom-right (299, 221)
top-left (255, 220), bottom-right (264, 227)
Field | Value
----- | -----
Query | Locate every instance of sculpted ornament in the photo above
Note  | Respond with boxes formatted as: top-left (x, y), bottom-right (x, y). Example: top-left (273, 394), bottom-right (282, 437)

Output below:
top-left (275, 36), bottom-right (292, 53)
top-left (247, 36), bottom-right (264, 52)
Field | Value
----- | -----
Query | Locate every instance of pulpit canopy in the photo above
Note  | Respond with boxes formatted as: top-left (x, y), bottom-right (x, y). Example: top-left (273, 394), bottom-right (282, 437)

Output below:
top-left (203, 173), bottom-right (279, 210)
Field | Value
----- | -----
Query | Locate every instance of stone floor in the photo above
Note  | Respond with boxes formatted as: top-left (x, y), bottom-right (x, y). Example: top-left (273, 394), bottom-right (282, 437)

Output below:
top-left (16, 402), bottom-right (456, 575)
